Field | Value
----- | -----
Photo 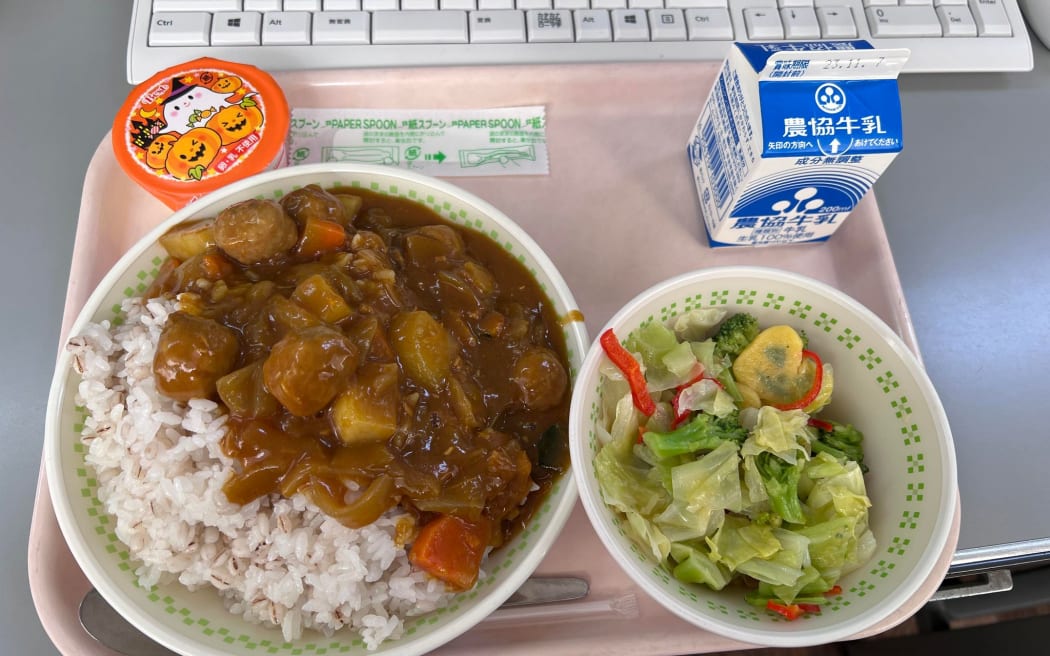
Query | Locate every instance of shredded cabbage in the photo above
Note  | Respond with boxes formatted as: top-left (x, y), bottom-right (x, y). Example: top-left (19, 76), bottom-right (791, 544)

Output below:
top-left (676, 379), bottom-right (738, 419)
top-left (740, 406), bottom-right (812, 465)
top-left (672, 308), bottom-right (728, 342)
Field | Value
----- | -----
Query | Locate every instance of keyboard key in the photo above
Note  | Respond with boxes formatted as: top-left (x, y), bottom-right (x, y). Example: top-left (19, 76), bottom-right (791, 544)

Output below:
top-left (469, 9), bottom-right (527, 41)
top-left (901, 0), bottom-right (934, 5)
top-left (685, 7), bottom-right (732, 39)
top-left (518, 0), bottom-right (553, 9)
top-left (402, 0), bottom-right (439, 8)
top-left (780, 0), bottom-right (814, 6)
top-left (592, 0), bottom-right (627, 9)
top-left (246, 0), bottom-right (282, 10)
top-left (373, 10), bottom-right (469, 41)
top-left (479, 0), bottom-right (514, 8)
top-left (149, 12), bottom-right (212, 46)
top-left (668, 0), bottom-right (725, 6)
top-left (862, 0), bottom-right (897, 6)
top-left (442, 0), bottom-right (476, 8)
top-left (865, 5), bottom-right (942, 36)
top-left (363, 0), bottom-right (398, 9)
top-left (936, 5), bottom-right (976, 36)
top-left (612, 8), bottom-right (649, 40)
top-left (285, 0), bottom-right (323, 10)
top-left (781, 6), bottom-right (820, 38)
top-left (649, 9), bottom-right (687, 40)
top-left (554, 0), bottom-right (588, 8)
top-left (743, 7), bottom-right (783, 39)
top-left (526, 9), bottom-right (574, 41)
top-left (574, 9), bottom-right (612, 41)
top-left (817, 6), bottom-right (856, 37)
top-left (312, 10), bottom-right (371, 42)
top-left (153, 0), bottom-right (241, 10)
top-left (212, 11), bottom-right (262, 44)
top-left (324, 0), bottom-right (362, 8)
top-left (629, 0), bottom-right (663, 9)
top-left (968, 0), bottom-right (1011, 36)
top-left (262, 11), bottom-right (312, 43)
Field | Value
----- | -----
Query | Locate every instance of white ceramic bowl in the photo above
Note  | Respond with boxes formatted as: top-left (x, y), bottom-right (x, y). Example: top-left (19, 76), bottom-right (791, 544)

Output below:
top-left (569, 266), bottom-right (957, 648)
top-left (45, 163), bottom-right (588, 656)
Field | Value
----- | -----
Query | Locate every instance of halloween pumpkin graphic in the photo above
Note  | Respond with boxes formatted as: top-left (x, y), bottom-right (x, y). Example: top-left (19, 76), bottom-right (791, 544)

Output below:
top-left (211, 75), bottom-right (243, 94)
top-left (145, 133), bottom-right (178, 169)
top-left (205, 98), bottom-right (264, 145)
top-left (165, 127), bottom-right (223, 181)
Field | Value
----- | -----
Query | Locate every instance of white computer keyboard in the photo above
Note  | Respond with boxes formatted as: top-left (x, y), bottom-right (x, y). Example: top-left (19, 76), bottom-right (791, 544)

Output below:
top-left (127, 0), bottom-right (1033, 83)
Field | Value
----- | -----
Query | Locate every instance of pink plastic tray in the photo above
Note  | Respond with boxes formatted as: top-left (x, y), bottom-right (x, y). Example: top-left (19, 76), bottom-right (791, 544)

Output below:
top-left (29, 63), bottom-right (959, 656)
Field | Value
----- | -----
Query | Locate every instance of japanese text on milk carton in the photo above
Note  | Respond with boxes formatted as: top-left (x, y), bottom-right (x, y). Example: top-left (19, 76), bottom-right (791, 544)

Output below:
top-left (688, 42), bottom-right (910, 247)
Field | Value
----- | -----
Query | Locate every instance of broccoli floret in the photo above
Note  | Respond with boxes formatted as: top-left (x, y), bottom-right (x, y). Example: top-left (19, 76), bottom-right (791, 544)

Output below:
top-left (812, 420), bottom-right (868, 472)
top-left (710, 410), bottom-right (749, 444)
top-left (714, 313), bottom-right (760, 360)
top-left (754, 452), bottom-right (806, 525)
top-left (642, 411), bottom-right (747, 460)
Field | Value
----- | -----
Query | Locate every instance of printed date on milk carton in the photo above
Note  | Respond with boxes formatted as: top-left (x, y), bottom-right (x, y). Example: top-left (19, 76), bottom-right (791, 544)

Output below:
top-left (687, 41), bottom-right (910, 247)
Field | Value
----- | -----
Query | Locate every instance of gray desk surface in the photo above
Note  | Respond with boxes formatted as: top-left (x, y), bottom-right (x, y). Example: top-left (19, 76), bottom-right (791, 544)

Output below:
top-left (4, 1), bottom-right (1049, 653)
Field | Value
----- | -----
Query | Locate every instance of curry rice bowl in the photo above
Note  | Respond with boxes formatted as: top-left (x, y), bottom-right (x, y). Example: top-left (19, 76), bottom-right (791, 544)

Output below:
top-left (68, 295), bottom-right (450, 649)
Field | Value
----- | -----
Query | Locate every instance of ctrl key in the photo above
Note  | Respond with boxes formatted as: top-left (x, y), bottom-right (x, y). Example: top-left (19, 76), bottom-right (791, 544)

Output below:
top-left (684, 8), bottom-right (733, 41)
top-left (149, 12), bottom-right (212, 46)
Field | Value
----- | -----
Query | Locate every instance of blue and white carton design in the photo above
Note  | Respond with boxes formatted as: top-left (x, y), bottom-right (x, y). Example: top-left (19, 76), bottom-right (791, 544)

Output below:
top-left (688, 42), bottom-right (910, 247)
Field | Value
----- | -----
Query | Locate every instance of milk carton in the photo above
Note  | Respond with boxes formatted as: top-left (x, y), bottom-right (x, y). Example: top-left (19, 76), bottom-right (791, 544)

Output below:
top-left (688, 42), bottom-right (910, 247)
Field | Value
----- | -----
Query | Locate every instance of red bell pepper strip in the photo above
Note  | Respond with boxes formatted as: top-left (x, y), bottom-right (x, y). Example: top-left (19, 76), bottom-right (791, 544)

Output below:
top-left (772, 349), bottom-right (824, 411)
top-left (767, 600), bottom-right (822, 620)
top-left (600, 329), bottom-right (656, 417)
top-left (669, 369), bottom-right (729, 429)
top-left (671, 405), bottom-right (690, 430)
top-left (670, 369), bottom-right (706, 428)
top-left (808, 417), bottom-right (834, 433)
top-left (824, 585), bottom-right (843, 596)
top-left (766, 600), bottom-right (805, 621)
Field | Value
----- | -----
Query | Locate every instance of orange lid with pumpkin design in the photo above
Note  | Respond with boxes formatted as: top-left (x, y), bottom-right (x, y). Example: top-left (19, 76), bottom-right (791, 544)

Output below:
top-left (113, 58), bottom-right (289, 210)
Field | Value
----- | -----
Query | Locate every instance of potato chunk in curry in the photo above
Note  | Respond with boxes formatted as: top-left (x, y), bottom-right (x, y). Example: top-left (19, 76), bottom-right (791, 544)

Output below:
top-left (331, 362), bottom-right (400, 445)
top-left (390, 310), bottom-right (453, 392)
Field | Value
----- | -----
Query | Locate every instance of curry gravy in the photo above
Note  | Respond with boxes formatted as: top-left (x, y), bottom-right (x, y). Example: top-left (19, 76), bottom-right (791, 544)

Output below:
top-left (151, 186), bottom-right (571, 552)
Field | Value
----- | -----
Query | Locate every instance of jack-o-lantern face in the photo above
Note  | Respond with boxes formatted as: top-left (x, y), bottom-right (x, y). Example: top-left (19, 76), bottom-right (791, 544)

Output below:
top-left (205, 103), bottom-right (264, 145)
top-left (145, 133), bottom-right (178, 169)
top-left (165, 127), bottom-right (222, 181)
top-left (211, 76), bottom-right (243, 94)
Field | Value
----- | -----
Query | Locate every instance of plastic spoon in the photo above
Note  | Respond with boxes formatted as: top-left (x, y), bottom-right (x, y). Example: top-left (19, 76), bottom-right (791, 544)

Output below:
top-left (79, 576), bottom-right (590, 656)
